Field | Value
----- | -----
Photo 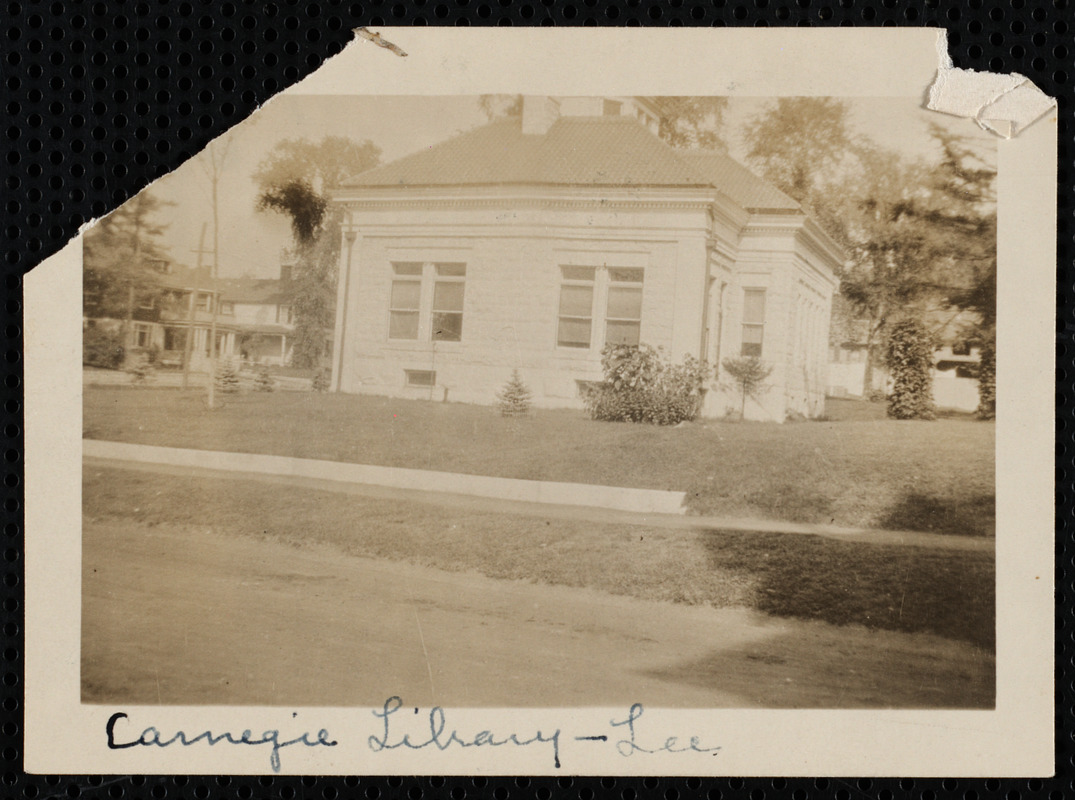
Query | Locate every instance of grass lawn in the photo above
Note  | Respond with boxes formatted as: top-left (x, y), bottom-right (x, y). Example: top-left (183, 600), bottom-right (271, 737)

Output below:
top-left (84, 466), bottom-right (995, 649)
top-left (83, 386), bottom-right (995, 535)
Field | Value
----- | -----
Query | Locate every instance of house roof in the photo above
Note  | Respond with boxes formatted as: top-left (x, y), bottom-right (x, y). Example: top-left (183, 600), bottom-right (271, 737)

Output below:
top-left (677, 151), bottom-right (801, 212)
top-left (216, 277), bottom-right (289, 305)
top-left (158, 268), bottom-right (289, 305)
top-left (341, 116), bottom-right (800, 211)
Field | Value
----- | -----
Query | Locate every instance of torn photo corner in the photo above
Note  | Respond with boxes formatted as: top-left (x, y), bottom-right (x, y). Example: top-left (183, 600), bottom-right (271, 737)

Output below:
top-left (927, 65), bottom-right (1058, 138)
top-left (23, 27), bottom-right (1056, 777)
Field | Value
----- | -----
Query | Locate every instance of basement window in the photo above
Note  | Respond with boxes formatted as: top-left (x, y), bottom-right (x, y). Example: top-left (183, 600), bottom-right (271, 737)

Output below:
top-left (404, 369), bottom-right (436, 388)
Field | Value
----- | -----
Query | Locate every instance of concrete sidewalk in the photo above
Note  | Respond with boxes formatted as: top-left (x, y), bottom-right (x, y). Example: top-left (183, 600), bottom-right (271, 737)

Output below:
top-left (84, 438), bottom-right (687, 515)
top-left (83, 439), bottom-right (994, 551)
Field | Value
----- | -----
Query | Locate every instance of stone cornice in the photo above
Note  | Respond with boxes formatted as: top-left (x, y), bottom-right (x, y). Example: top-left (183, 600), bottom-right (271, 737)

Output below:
top-left (334, 184), bottom-right (719, 213)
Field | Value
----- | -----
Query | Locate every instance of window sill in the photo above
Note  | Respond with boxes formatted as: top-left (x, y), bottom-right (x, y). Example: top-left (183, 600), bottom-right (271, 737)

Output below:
top-left (383, 339), bottom-right (465, 350)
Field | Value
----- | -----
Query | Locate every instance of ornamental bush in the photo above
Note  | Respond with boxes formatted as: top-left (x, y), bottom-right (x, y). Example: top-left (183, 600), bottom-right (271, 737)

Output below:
top-left (311, 368), bottom-right (330, 393)
top-left (583, 343), bottom-right (708, 425)
top-left (720, 355), bottom-right (773, 419)
top-left (496, 369), bottom-right (533, 417)
top-left (83, 325), bottom-right (125, 369)
top-left (885, 319), bottom-right (936, 420)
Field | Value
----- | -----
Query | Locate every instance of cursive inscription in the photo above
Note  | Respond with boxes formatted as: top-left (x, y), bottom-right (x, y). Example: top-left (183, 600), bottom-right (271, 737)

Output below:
top-left (368, 696), bottom-right (563, 768)
top-left (608, 704), bottom-right (721, 757)
top-left (106, 712), bottom-right (337, 773)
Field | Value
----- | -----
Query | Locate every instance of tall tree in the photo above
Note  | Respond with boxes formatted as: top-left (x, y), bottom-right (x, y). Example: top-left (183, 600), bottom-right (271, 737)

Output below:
top-left (652, 97), bottom-right (728, 150)
top-left (902, 125), bottom-right (997, 417)
top-left (253, 136), bottom-right (382, 368)
top-left (916, 125), bottom-right (997, 336)
top-left (743, 97), bottom-right (857, 212)
top-left (83, 190), bottom-right (173, 339)
top-left (835, 145), bottom-right (945, 392)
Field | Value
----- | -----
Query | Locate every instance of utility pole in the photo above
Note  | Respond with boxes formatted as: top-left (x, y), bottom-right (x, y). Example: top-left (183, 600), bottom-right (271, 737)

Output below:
top-left (200, 137), bottom-right (230, 410)
top-left (181, 222), bottom-right (210, 390)
top-left (123, 206), bottom-right (143, 354)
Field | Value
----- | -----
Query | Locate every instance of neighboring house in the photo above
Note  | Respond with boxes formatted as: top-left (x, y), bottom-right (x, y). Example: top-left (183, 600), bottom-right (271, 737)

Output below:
top-left (85, 264), bottom-right (297, 369)
top-left (827, 318), bottom-right (982, 412)
top-left (932, 344), bottom-right (982, 412)
top-left (329, 96), bottom-right (844, 421)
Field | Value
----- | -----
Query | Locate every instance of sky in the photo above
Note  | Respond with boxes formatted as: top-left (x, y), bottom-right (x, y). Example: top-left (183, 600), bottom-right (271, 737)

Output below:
top-left (144, 95), bottom-right (996, 280)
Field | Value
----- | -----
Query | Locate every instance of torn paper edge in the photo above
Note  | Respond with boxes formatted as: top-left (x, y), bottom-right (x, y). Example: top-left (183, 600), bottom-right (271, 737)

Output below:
top-left (72, 26), bottom-right (385, 246)
top-left (927, 30), bottom-right (1057, 138)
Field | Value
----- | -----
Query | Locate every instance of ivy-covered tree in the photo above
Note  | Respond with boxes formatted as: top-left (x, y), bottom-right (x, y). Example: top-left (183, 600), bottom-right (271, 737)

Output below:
top-left (885, 319), bottom-right (936, 420)
top-left (253, 136), bottom-right (381, 368)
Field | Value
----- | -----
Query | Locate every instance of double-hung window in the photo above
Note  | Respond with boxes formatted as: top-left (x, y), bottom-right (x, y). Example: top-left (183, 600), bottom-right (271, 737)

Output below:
top-left (431, 263), bottom-right (466, 342)
top-left (389, 262), bottom-right (423, 340)
top-left (740, 288), bottom-right (766, 357)
top-left (133, 323), bottom-right (152, 348)
top-left (557, 265), bottom-right (644, 350)
top-left (605, 268), bottom-right (643, 346)
top-left (388, 261), bottom-right (467, 342)
top-left (557, 267), bottom-right (596, 348)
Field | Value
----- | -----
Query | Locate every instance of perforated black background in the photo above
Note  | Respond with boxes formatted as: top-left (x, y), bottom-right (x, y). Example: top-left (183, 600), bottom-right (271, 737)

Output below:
top-left (3, 0), bottom-right (1071, 796)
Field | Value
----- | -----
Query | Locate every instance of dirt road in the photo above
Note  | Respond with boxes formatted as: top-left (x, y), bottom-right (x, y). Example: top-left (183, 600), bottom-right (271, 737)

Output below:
top-left (82, 520), bottom-right (994, 708)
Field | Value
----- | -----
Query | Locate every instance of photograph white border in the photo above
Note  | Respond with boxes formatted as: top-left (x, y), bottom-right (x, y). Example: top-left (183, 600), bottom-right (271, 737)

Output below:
top-left (24, 28), bottom-right (1055, 776)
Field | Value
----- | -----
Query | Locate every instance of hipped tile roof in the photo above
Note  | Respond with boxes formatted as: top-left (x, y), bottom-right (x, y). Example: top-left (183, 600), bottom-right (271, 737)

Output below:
top-left (341, 116), bottom-right (801, 212)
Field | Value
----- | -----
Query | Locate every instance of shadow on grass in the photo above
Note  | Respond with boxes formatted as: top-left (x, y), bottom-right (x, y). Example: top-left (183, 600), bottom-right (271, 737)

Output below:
top-left (744, 483), bottom-right (835, 523)
top-left (643, 622), bottom-right (995, 708)
top-left (880, 492), bottom-right (995, 537)
top-left (700, 530), bottom-right (995, 650)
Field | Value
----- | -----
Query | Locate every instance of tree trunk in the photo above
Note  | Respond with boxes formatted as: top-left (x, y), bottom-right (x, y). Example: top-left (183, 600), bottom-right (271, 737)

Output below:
top-left (861, 314), bottom-right (883, 398)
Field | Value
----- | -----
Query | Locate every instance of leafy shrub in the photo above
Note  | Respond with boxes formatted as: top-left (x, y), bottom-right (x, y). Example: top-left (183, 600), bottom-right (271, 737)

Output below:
top-left (496, 369), bottom-right (533, 417)
top-left (975, 341), bottom-right (995, 420)
top-left (721, 356), bottom-right (773, 419)
top-left (254, 366), bottom-right (276, 393)
top-left (214, 359), bottom-right (242, 394)
top-left (885, 319), bottom-right (936, 420)
top-left (583, 344), bottom-right (708, 425)
top-left (128, 360), bottom-right (155, 385)
top-left (311, 368), bottom-right (330, 393)
top-left (83, 325), bottom-right (125, 369)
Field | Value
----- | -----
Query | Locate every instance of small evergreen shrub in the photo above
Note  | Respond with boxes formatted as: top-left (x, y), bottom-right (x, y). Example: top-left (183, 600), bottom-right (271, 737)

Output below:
top-left (83, 325), bottom-right (125, 369)
top-left (214, 359), bottom-right (242, 394)
top-left (583, 344), bottom-right (708, 425)
top-left (496, 369), bottom-right (533, 417)
top-left (976, 341), bottom-right (995, 420)
top-left (254, 366), bottom-right (276, 393)
top-left (311, 368), bottom-right (330, 393)
top-left (885, 319), bottom-right (936, 420)
top-left (721, 356), bottom-right (774, 419)
top-left (128, 360), bottom-right (154, 385)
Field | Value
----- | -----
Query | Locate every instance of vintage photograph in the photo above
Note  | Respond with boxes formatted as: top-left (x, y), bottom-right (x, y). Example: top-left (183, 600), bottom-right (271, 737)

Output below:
top-left (79, 92), bottom-right (997, 710)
